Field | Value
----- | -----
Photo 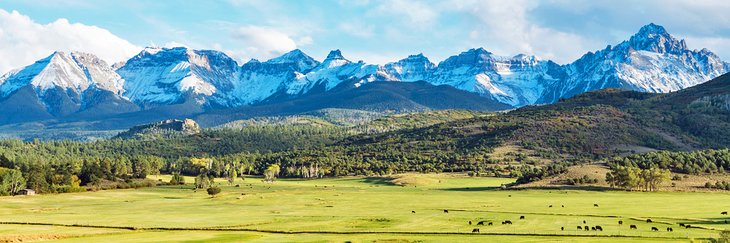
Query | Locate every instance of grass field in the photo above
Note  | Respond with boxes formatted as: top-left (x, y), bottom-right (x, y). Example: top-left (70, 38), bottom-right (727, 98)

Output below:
top-left (0, 173), bottom-right (728, 242)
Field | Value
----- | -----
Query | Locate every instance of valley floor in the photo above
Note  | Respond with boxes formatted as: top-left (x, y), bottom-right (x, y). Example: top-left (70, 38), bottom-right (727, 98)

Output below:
top-left (0, 174), bottom-right (727, 242)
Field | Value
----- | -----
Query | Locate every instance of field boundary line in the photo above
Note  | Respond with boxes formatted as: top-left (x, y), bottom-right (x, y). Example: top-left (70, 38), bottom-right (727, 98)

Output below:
top-left (0, 221), bottom-right (705, 240)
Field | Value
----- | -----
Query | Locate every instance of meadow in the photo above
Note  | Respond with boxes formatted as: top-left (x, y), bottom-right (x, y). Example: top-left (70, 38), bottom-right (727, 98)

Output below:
top-left (0, 174), bottom-right (728, 242)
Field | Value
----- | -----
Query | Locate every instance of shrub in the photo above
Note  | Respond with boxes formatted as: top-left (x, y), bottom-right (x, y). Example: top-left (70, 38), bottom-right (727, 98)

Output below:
top-left (207, 187), bottom-right (222, 197)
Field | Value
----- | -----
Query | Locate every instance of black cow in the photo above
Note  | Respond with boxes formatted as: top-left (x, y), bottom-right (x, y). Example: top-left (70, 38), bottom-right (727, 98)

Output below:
top-left (476, 221), bottom-right (483, 226)
top-left (584, 226), bottom-right (589, 231)
top-left (594, 204), bottom-right (599, 207)
top-left (561, 205), bottom-right (565, 208)
top-left (469, 221), bottom-right (473, 225)
top-left (583, 220), bottom-right (586, 224)
top-left (503, 220), bottom-right (513, 225)
top-left (561, 227), bottom-right (564, 231)
top-left (651, 227), bottom-right (659, 231)
top-left (549, 205), bottom-right (553, 208)
top-left (595, 225), bottom-right (603, 231)
top-left (472, 228), bottom-right (480, 233)
top-left (591, 227), bottom-right (596, 231)
top-left (577, 226), bottom-right (582, 230)
top-left (488, 222), bottom-right (493, 226)
top-left (679, 223), bottom-right (685, 227)
top-left (646, 219), bottom-right (653, 223)
top-left (520, 216), bottom-right (525, 220)
top-left (412, 211), bottom-right (416, 214)
top-left (722, 211), bottom-right (728, 215)
top-left (444, 210), bottom-right (449, 213)
top-left (667, 227), bottom-right (673, 232)
top-left (630, 225), bottom-right (638, 229)
top-left (685, 224), bottom-right (692, 229)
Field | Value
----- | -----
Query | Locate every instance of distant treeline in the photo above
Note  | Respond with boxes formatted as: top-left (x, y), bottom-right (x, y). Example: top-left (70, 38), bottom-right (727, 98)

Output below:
top-left (609, 149), bottom-right (730, 174)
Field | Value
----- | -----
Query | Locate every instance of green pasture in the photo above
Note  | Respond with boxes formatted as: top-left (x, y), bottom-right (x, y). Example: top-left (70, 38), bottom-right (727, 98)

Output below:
top-left (0, 174), bottom-right (727, 242)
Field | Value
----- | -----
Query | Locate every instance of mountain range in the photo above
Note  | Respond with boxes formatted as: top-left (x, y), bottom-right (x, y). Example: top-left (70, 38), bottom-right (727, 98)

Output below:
top-left (0, 23), bottom-right (727, 129)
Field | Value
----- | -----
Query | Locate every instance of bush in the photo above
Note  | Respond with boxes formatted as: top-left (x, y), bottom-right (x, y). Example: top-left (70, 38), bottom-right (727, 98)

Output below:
top-left (207, 187), bottom-right (222, 197)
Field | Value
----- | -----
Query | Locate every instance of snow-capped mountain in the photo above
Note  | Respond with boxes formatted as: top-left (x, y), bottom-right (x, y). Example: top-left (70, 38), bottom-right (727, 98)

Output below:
top-left (232, 49), bottom-right (319, 105)
top-left (426, 48), bottom-right (565, 107)
top-left (0, 23), bottom-right (727, 127)
top-left (116, 47), bottom-right (239, 108)
top-left (284, 50), bottom-right (394, 95)
top-left (0, 51), bottom-right (134, 121)
top-left (543, 23), bottom-right (729, 103)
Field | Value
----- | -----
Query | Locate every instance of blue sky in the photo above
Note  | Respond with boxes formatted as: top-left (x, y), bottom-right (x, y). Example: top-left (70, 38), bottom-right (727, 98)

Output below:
top-left (2, 0), bottom-right (730, 73)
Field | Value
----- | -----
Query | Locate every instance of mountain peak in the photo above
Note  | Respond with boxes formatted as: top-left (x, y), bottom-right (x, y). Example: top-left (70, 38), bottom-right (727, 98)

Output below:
top-left (263, 49), bottom-right (320, 72)
top-left (268, 49), bottom-right (315, 63)
top-left (637, 23), bottom-right (668, 36)
top-left (326, 49), bottom-right (345, 60)
top-left (627, 23), bottom-right (686, 54)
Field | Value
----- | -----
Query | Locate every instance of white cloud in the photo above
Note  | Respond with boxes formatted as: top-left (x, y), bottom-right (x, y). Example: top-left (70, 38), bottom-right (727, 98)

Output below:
top-left (443, 0), bottom-right (597, 63)
top-left (375, 0), bottom-right (438, 26)
top-left (230, 25), bottom-right (299, 61)
top-left (339, 21), bottom-right (375, 38)
top-left (297, 36), bottom-right (314, 45)
top-left (0, 9), bottom-right (141, 73)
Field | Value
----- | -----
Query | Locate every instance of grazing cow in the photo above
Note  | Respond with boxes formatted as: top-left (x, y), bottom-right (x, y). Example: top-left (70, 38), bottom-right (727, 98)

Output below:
top-left (583, 220), bottom-right (587, 224)
top-left (630, 225), bottom-right (638, 229)
top-left (508, 195), bottom-right (512, 197)
top-left (504, 220), bottom-right (513, 225)
top-left (561, 205), bottom-right (565, 208)
top-left (618, 220), bottom-right (623, 225)
top-left (472, 228), bottom-right (480, 233)
top-left (549, 205), bottom-right (553, 208)
top-left (595, 226), bottom-right (603, 231)
top-left (651, 227), bottom-right (659, 231)
top-left (488, 222), bottom-right (493, 226)
top-left (667, 227), bottom-right (673, 232)
top-left (594, 204), bottom-right (599, 207)
top-left (577, 226), bottom-right (582, 230)
top-left (469, 221), bottom-right (473, 225)
top-left (722, 211), bottom-right (728, 215)
top-left (476, 221), bottom-right (484, 226)
top-left (520, 216), bottom-right (525, 220)
top-left (412, 211), bottom-right (416, 214)
top-left (685, 224), bottom-right (692, 229)
top-left (591, 227), bottom-right (596, 231)
top-left (679, 223), bottom-right (685, 227)
top-left (646, 219), bottom-right (653, 223)
top-left (444, 210), bottom-right (449, 213)
top-left (561, 227), bottom-right (564, 231)
top-left (584, 226), bottom-right (589, 231)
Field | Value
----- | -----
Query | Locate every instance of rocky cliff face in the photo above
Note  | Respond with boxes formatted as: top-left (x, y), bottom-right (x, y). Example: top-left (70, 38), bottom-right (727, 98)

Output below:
top-left (114, 118), bottom-right (201, 139)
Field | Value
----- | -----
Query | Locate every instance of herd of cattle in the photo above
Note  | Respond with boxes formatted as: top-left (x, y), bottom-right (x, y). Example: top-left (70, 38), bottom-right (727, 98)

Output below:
top-left (432, 206), bottom-right (729, 234)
